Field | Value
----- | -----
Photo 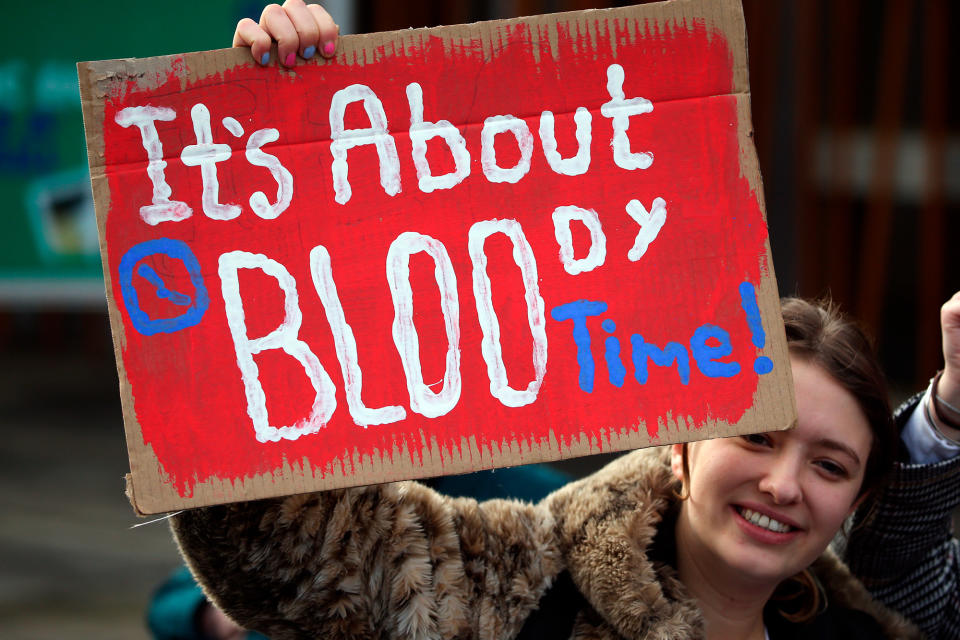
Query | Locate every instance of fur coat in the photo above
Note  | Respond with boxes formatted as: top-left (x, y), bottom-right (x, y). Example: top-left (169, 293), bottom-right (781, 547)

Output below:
top-left (171, 448), bottom-right (920, 640)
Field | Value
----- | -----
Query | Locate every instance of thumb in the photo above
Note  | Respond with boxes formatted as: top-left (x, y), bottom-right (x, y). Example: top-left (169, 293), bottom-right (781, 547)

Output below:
top-left (939, 291), bottom-right (960, 405)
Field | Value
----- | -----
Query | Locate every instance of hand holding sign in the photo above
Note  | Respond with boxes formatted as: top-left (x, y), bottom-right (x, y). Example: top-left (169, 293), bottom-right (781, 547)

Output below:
top-left (233, 0), bottom-right (339, 67)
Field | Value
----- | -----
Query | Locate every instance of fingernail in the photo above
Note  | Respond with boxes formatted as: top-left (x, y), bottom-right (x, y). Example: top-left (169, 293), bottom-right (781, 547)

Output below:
top-left (323, 41), bottom-right (336, 56)
top-left (303, 45), bottom-right (316, 60)
top-left (284, 52), bottom-right (295, 67)
top-left (260, 52), bottom-right (270, 65)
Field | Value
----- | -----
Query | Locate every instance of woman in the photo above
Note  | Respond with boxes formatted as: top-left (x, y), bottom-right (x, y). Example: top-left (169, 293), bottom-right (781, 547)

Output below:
top-left (174, 292), bottom-right (926, 639)
top-left (172, 5), bottom-right (960, 638)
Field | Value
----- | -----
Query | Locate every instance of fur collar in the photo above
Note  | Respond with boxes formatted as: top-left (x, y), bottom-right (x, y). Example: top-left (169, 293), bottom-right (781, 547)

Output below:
top-left (543, 447), bottom-right (921, 639)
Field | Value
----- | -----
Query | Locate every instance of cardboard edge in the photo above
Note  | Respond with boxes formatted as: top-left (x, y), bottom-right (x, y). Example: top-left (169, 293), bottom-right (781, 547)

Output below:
top-left (726, 24), bottom-right (797, 438)
top-left (125, 473), bottom-right (147, 517)
top-left (84, 0), bottom-right (794, 514)
top-left (79, 60), bottom-right (157, 516)
top-left (80, 0), bottom-right (748, 93)
top-left (718, 0), bottom-right (750, 94)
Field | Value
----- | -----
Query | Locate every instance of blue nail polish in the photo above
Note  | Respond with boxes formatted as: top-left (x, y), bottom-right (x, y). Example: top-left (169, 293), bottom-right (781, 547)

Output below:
top-left (303, 45), bottom-right (316, 60)
top-left (260, 52), bottom-right (270, 65)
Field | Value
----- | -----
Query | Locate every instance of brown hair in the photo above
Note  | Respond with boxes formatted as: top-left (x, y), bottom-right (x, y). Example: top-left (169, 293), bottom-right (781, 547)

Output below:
top-left (779, 296), bottom-right (898, 498)
top-left (678, 297), bottom-right (898, 622)
top-left (776, 297), bottom-right (897, 622)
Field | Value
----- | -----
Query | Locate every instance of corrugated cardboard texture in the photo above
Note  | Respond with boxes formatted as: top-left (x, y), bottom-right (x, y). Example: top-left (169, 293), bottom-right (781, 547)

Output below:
top-left (79, 0), bottom-right (795, 515)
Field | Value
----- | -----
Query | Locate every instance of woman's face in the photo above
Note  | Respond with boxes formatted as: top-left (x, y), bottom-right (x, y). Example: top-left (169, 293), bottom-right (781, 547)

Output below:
top-left (671, 357), bottom-right (873, 587)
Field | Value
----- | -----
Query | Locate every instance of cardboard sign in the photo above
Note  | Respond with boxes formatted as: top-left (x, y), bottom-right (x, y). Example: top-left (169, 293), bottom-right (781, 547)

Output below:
top-left (79, 0), bottom-right (795, 515)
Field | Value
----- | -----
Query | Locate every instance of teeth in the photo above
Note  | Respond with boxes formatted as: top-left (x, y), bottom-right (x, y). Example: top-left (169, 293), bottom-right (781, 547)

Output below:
top-left (739, 508), bottom-right (792, 533)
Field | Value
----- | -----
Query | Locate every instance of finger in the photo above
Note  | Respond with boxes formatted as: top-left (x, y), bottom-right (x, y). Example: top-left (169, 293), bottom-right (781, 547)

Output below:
top-left (282, 0), bottom-right (320, 60)
top-left (942, 291), bottom-right (960, 326)
top-left (233, 18), bottom-right (274, 66)
top-left (260, 3), bottom-right (300, 67)
top-left (942, 291), bottom-right (960, 354)
top-left (940, 292), bottom-right (960, 400)
top-left (306, 3), bottom-right (340, 57)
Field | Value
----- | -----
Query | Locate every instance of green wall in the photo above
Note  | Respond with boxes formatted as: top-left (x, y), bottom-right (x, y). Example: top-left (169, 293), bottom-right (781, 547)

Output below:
top-left (1, 1), bottom-right (261, 304)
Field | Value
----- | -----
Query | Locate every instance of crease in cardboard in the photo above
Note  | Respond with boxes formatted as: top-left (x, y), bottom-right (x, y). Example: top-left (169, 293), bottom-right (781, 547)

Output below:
top-left (95, 89), bottom-right (750, 172)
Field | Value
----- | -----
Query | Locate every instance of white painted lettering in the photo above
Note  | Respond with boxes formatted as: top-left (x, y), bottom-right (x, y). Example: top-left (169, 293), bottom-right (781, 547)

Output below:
top-left (386, 232), bottom-right (461, 418)
top-left (309, 245), bottom-right (406, 427)
top-left (246, 128), bottom-right (294, 219)
top-left (551, 205), bottom-right (606, 275)
top-left (481, 115), bottom-right (534, 184)
top-left (329, 84), bottom-right (401, 204)
top-left (626, 197), bottom-right (667, 261)
top-left (539, 107), bottom-right (591, 176)
top-left (600, 64), bottom-right (654, 170)
top-left (181, 103), bottom-right (240, 220)
top-left (221, 117), bottom-right (244, 138)
top-left (406, 82), bottom-right (471, 193)
top-left (114, 106), bottom-right (192, 225)
top-left (219, 251), bottom-right (337, 442)
top-left (468, 219), bottom-right (547, 407)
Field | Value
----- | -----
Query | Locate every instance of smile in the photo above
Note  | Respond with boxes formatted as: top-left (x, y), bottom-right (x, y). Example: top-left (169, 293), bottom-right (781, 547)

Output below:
top-left (737, 507), bottom-right (795, 533)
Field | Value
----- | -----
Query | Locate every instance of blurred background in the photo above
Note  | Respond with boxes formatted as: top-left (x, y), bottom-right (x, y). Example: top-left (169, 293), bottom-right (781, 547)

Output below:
top-left (1, 0), bottom-right (956, 638)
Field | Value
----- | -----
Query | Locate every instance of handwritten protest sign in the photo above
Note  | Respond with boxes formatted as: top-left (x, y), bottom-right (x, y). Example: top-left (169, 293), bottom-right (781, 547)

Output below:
top-left (79, 0), bottom-right (795, 514)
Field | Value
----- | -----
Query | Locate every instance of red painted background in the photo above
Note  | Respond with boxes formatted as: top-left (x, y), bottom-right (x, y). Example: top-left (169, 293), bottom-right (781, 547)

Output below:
top-left (101, 18), bottom-right (770, 497)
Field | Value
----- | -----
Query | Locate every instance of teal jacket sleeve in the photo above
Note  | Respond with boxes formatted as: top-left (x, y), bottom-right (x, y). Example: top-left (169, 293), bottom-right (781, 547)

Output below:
top-left (147, 566), bottom-right (268, 640)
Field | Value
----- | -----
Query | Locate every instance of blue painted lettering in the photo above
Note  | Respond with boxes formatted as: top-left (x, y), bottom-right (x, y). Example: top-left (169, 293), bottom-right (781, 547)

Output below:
top-left (550, 300), bottom-right (607, 392)
top-left (630, 334), bottom-right (691, 384)
top-left (738, 281), bottom-right (773, 375)
top-left (690, 324), bottom-right (740, 378)
top-left (602, 319), bottom-right (626, 388)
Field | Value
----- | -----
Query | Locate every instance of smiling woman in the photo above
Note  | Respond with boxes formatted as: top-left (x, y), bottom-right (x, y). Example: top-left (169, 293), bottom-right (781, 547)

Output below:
top-left (167, 4), bottom-right (960, 640)
top-left (669, 299), bottom-right (901, 637)
top-left (675, 361), bottom-right (875, 585)
top-left (171, 295), bottom-right (945, 640)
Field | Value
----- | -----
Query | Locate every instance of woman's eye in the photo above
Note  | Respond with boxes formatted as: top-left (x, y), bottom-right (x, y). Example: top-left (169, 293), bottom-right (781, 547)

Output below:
top-left (815, 460), bottom-right (848, 477)
top-left (742, 433), bottom-right (771, 447)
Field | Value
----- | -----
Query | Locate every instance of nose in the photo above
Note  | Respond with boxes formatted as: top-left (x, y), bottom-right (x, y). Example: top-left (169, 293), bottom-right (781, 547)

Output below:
top-left (757, 455), bottom-right (803, 505)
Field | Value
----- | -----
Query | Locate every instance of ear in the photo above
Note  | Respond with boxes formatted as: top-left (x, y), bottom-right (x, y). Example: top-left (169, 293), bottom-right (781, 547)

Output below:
top-left (670, 443), bottom-right (685, 483)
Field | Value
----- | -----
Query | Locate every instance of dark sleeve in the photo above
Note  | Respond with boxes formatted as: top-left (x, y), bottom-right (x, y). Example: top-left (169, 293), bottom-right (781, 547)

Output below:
top-left (147, 566), bottom-right (208, 640)
top-left (147, 565), bottom-right (269, 640)
top-left (840, 394), bottom-right (960, 639)
top-left (170, 481), bottom-right (561, 640)
top-left (424, 464), bottom-right (571, 502)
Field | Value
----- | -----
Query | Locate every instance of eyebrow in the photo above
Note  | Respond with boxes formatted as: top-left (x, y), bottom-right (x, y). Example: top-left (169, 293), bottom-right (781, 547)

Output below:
top-left (814, 439), bottom-right (862, 467)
